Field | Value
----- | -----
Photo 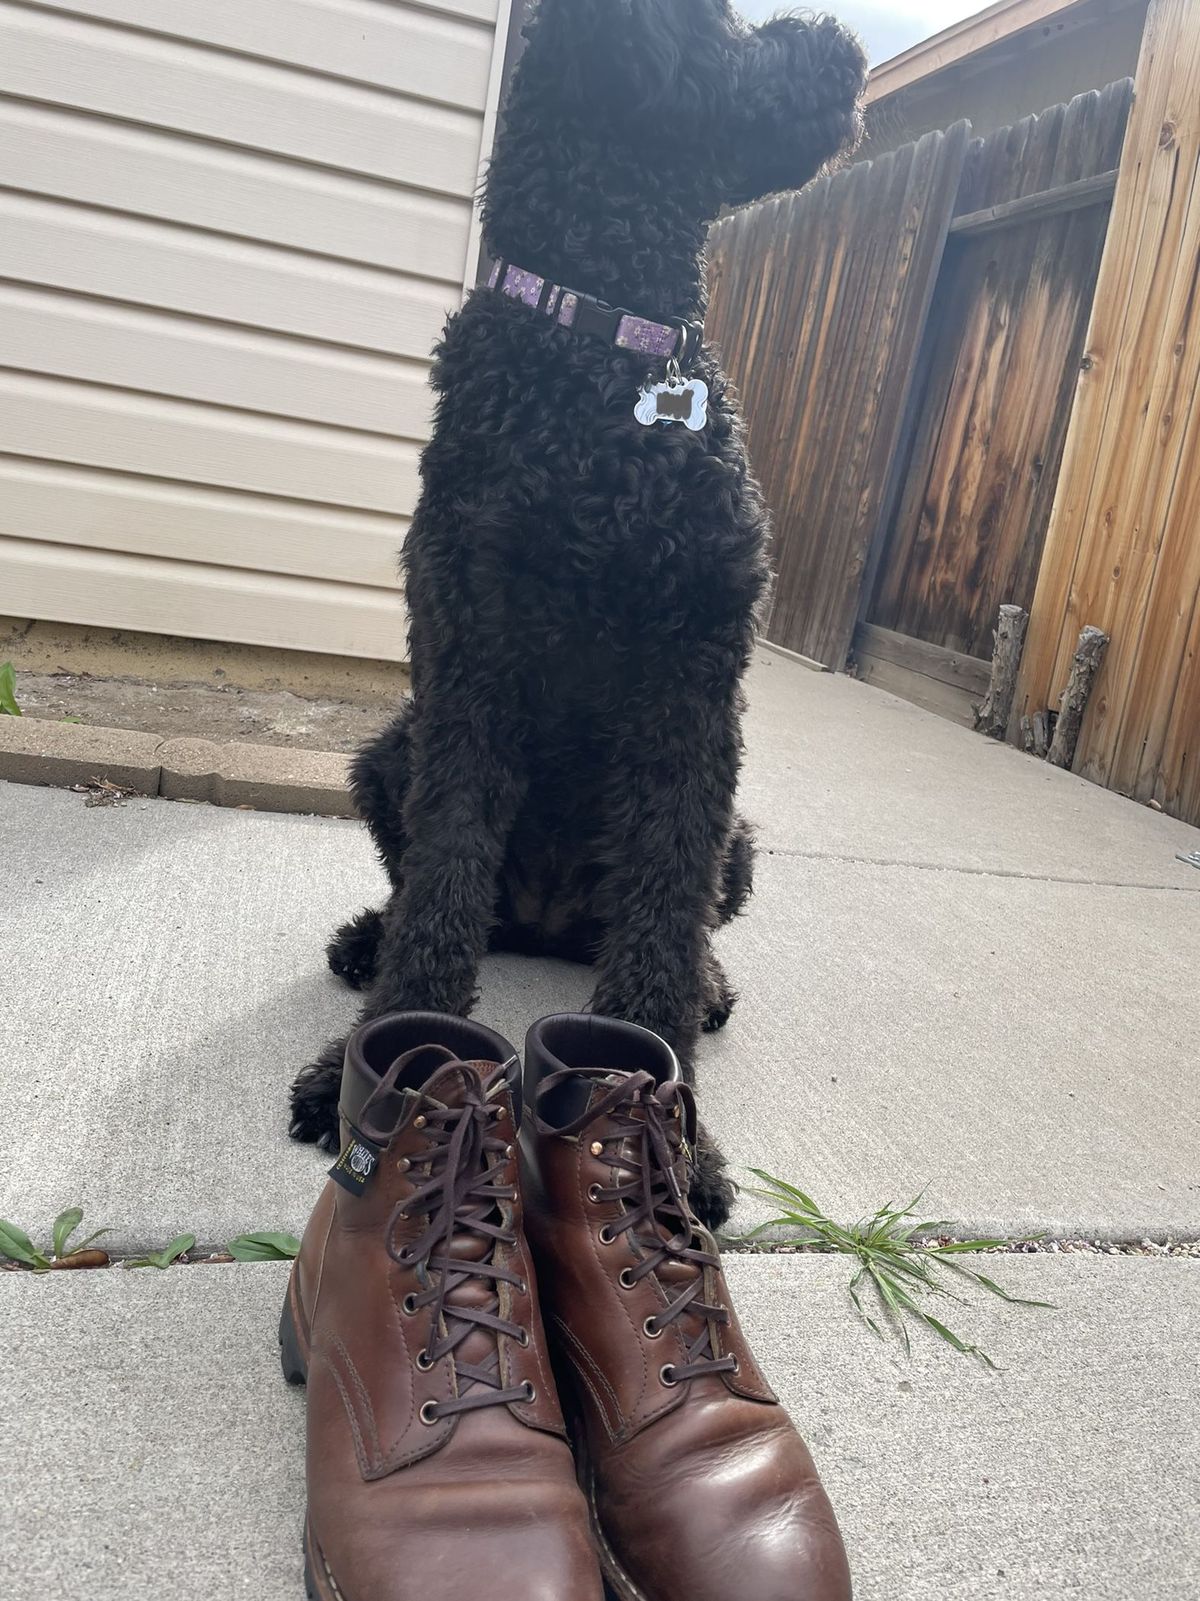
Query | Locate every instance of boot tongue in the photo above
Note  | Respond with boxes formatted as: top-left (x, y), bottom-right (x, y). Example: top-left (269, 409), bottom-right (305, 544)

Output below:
top-left (599, 1083), bottom-right (699, 1283)
top-left (402, 1056), bottom-right (515, 1404)
top-left (359, 1049), bottom-right (505, 1141)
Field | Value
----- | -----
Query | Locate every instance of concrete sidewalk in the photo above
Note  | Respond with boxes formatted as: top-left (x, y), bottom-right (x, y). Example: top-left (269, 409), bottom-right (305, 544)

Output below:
top-left (2, 649), bottom-right (1199, 1599)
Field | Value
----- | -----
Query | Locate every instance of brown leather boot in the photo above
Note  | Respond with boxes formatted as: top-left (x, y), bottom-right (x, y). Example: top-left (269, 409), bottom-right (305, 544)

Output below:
top-left (280, 1012), bottom-right (603, 1601)
top-left (520, 1014), bottom-right (852, 1601)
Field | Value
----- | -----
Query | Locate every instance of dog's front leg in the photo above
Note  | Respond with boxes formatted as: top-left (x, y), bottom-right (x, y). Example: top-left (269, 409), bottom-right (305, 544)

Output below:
top-left (366, 694), bottom-right (524, 1017)
top-left (289, 693), bottom-right (522, 1148)
top-left (590, 688), bottom-right (738, 1068)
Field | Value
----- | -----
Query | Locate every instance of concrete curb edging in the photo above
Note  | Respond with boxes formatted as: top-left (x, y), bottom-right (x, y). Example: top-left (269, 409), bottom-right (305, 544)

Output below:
top-left (0, 716), bottom-right (354, 818)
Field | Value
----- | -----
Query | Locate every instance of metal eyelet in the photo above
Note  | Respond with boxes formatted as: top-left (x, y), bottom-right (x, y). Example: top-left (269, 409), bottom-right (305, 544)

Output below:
top-left (396, 1156), bottom-right (410, 1173)
top-left (413, 1114), bottom-right (427, 1130)
top-left (589, 1141), bottom-right (605, 1156)
top-left (618, 1268), bottom-right (636, 1290)
top-left (515, 1327), bottom-right (530, 1348)
top-left (416, 1349), bottom-right (435, 1371)
top-left (401, 1292), bottom-right (418, 1315)
top-left (520, 1381), bottom-right (536, 1402)
top-left (730, 1355), bottom-right (740, 1373)
top-left (598, 1225), bottom-right (615, 1245)
top-left (419, 1400), bottom-right (440, 1425)
top-left (504, 1143), bottom-right (515, 1158)
top-left (659, 1364), bottom-right (678, 1387)
top-left (643, 1316), bottom-right (663, 1340)
top-left (587, 1183), bottom-right (603, 1203)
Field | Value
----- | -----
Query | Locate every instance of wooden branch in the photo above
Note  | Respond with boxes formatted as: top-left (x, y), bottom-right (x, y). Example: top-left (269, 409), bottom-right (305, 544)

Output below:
top-left (1047, 625), bottom-right (1109, 768)
top-left (949, 169), bottom-right (1119, 238)
top-left (974, 604), bottom-right (1029, 738)
top-left (1022, 709), bottom-right (1051, 758)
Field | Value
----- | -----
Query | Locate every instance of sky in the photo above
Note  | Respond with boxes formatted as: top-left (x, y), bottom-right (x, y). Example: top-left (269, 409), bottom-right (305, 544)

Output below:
top-left (736, 1), bottom-right (984, 65)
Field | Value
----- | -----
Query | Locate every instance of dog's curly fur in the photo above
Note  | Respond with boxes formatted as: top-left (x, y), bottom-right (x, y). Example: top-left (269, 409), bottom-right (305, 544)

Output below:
top-left (290, 0), bottom-right (866, 1229)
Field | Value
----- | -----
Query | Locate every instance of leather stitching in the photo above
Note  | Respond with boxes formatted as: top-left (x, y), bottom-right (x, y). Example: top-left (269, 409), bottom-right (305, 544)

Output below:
top-left (552, 1312), bottom-right (622, 1440)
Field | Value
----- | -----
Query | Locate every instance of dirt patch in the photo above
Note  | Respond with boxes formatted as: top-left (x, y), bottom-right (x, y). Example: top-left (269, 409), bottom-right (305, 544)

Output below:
top-left (12, 671), bottom-right (391, 754)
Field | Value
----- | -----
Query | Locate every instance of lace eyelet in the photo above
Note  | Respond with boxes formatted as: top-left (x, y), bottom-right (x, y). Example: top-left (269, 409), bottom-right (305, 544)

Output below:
top-left (659, 1364), bottom-right (678, 1387)
top-left (598, 1225), bottom-right (615, 1245)
top-left (520, 1381), bottom-right (536, 1402)
top-left (515, 1327), bottom-right (530, 1348)
top-left (730, 1355), bottom-right (740, 1374)
top-left (419, 1400), bottom-right (440, 1425)
top-left (643, 1316), bottom-right (663, 1340)
top-left (396, 1157), bottom-right (410, 1173)
top-left (415, 1349), bottom-right (435, 1371)
top-left (587, 1183), bottom-right (602, 1203)
top-left (401, 1292), bottom-right (418, 1315)
top-left (504, 1143), bottom-right (515, 1158)
top-left (589, 1141), bottom-right (605, 1157)
top-left (413, 1115), bottom-right (427, 1129)
top-left (618, 1268), bottom-right (636, 1290)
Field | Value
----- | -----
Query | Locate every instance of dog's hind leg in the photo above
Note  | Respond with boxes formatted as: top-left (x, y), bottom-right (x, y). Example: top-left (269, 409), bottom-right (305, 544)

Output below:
top-left (326, 703), bottom-right (414, 990)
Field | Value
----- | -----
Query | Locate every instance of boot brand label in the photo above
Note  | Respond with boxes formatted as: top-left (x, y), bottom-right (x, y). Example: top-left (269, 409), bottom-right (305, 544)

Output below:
top-left (328, 1126), bottom-right (386, 1196)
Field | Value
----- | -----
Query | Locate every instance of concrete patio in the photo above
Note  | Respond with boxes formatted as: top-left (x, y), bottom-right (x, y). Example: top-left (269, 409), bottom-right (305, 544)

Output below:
top-left (2, 649), bottom-right (1199, 1599)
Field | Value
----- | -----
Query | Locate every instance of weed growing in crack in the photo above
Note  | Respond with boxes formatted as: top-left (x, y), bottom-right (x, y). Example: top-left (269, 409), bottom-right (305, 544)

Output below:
top-left (739, 1172), bottom-right (1053, 1368)
top-left (0, 1207), bottom-right (109, 1270)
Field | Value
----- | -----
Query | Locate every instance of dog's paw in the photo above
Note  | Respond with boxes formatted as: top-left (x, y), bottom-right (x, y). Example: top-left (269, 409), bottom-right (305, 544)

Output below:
top-left (689, 1124), bottom-right (736, 1233)
top-left (288, 1049), bottom-right (344, 1151)
top-left (701, 984), bottom-right (737, 1033)
top-left (326, 908), bottom-right (384, 991)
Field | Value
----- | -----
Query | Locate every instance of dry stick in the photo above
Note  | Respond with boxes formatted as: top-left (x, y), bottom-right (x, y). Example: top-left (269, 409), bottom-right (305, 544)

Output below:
top-left (1022, 709), bottom-right (1051, 759)
top-left (1047, 625), bottom-right (1109, 769)
top-left (975, 604), bottom-right (1030, 738)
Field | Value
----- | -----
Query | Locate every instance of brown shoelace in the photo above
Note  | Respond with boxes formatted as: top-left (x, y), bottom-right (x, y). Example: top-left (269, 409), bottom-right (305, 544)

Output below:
top-left (538, 1068), bottom-right (738, 1386)
top-left (379, 1050), bottom-right (533, 1421)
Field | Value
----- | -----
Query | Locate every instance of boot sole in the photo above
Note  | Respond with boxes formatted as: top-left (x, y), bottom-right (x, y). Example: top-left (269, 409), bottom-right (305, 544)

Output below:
top-left (279, 1274), bottom-right (343, 1601)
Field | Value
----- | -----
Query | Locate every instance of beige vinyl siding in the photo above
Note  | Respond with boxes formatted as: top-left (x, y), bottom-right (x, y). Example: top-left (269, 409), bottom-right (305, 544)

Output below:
top-left (0, 0), bottom-right (509, 660)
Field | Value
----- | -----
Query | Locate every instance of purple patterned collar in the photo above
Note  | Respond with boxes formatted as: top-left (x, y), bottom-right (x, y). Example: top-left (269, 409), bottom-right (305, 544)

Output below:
top-left (487, 259), bottom-right (703, 369)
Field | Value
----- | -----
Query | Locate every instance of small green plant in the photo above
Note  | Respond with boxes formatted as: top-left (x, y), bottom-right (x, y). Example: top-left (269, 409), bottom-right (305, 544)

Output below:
top-left (227, 1231), bottom-right (301, 1262)
top-left (741, 1172), bottom-right (1053, 1369)
top-left (0, 661), bottom-right (21, 716)
top-left (0, 1207), bottom-right (110, 1270)
top-left (124, 1232), bottom-right (195, 1270)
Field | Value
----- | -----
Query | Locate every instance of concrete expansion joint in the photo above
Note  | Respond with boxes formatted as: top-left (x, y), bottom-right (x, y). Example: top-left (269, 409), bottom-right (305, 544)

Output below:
top-left (763, 845), bottom-right (1200, 893)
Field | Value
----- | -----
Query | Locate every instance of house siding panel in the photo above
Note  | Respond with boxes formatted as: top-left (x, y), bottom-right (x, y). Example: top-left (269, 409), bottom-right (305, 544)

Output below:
top-left (0, 0), bottom-right (510, 659)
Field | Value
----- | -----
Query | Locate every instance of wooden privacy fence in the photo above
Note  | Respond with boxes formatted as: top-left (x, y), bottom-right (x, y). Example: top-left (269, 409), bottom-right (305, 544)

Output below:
top-left (706, 122), bottom-right (970, 669)
top-left (1015, 0), bottom-right (1200, 821)
top-left (706, 11), bottom-right (1200, 828)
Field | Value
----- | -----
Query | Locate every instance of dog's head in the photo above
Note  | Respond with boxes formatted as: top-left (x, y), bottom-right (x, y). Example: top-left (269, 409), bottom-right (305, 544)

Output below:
top-left (485, 3), bottom-right (867, 308)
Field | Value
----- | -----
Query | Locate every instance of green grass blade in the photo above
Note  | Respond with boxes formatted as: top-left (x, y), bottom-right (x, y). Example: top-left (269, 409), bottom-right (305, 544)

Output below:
top-left (935, 1256), bottom-right (1057, 1307)
top-left (0, 662), bottom-right (21, 717)
top-left (52, 1208), bottom-right (84, 1260)
top-left (0, 1219), bottom-right (47, 1268)
top-left (227, 1232), bottom-right (301, 1262)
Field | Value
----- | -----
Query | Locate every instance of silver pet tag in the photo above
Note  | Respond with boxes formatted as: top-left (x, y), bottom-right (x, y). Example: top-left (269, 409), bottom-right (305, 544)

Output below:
top-left (634, 374), bottom-right (709, 432)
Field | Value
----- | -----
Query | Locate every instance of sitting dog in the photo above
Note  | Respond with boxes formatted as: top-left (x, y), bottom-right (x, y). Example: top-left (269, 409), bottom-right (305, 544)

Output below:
top-left (290, 0), bottom-right (866, 1228)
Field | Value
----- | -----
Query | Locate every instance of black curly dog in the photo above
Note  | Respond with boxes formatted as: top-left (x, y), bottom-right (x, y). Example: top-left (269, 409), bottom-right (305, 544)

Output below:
top-left (290, 0), bottom-right (866, 1228)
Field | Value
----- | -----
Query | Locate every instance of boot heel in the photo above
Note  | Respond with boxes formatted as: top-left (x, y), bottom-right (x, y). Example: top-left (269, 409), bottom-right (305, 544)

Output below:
top-left (279, 1282), bottom-right (309, 1386)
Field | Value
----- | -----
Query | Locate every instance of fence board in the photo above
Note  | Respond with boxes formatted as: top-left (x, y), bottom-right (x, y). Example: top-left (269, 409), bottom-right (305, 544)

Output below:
top-left (706, 122), bottom-right (970, 667)
top-left (869, 81), bottom-right (1133, 659)
top-left (1014, 0), bottom-right (1200, 824)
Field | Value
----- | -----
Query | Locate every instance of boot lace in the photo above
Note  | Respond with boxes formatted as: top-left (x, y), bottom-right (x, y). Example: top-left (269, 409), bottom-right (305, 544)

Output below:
top-left (385, 1053), bottom-right (533, 1422)
top-left (540, 1068), bottom-right (738, 1387)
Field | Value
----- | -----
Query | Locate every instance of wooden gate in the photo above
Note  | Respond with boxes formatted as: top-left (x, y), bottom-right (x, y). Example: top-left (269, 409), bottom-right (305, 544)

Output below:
top-left (706, 123), bottom-right (970, 668)
top-left (860, 82), bottom-right (1133, 718)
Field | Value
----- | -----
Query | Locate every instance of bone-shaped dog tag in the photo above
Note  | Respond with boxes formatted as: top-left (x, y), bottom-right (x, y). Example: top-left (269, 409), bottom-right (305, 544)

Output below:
top-left (634, 377), bottom-right (709, 432)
